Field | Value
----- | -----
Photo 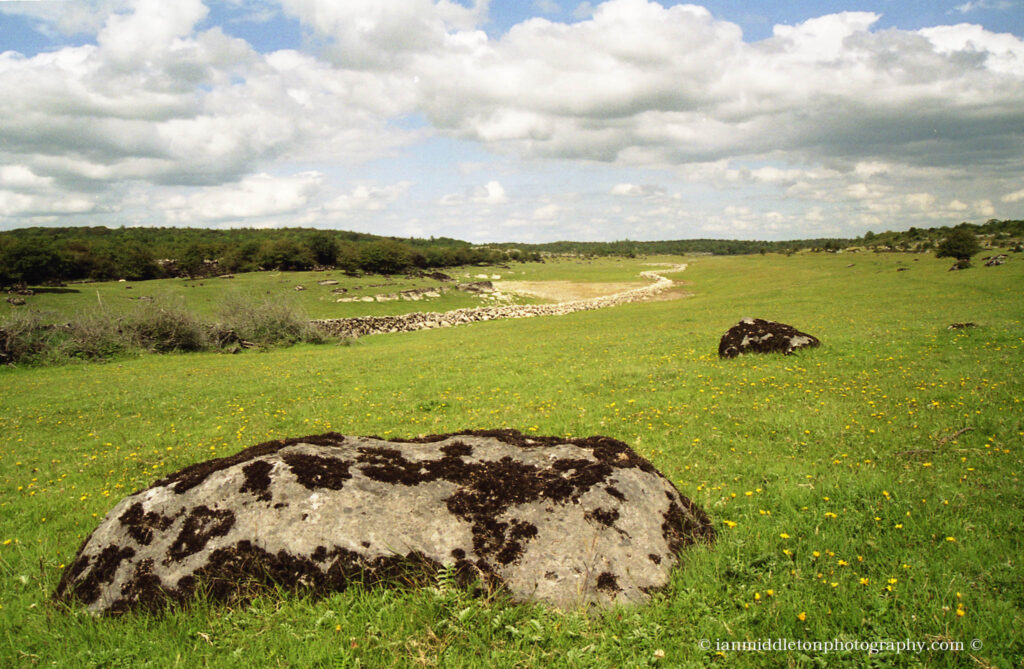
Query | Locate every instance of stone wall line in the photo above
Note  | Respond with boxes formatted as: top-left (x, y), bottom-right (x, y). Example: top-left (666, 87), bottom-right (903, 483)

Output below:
top-left (312, 264), bottom-right (687, 339)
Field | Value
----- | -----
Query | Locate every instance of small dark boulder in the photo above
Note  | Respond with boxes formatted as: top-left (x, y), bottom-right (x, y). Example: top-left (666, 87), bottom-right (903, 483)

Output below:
top-left (718, 318), bottom-right (820, 359)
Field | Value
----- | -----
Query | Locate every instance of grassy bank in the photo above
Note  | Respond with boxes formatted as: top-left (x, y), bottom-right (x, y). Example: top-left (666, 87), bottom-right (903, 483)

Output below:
top-left (1, 252), bottom-right (1021, 667)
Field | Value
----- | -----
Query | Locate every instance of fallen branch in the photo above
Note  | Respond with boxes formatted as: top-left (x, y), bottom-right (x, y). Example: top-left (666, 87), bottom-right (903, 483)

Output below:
top-left (937, 427), bottom-right (973, 446)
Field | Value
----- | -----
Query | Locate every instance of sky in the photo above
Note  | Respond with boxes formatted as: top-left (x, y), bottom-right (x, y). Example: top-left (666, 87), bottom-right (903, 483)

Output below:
top-left (0, 0), bottom-right (1022, 243)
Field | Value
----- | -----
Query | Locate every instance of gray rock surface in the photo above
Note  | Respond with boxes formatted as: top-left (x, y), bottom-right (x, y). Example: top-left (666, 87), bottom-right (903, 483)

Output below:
top-left (55, 430), bottom-right (714, 614)
top-left (719, 317), bottom-right (821, 358)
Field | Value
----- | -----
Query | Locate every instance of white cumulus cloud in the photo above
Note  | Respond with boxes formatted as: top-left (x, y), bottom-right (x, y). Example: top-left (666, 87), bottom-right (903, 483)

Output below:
top-left (157, 171), bottom-right (325, 223)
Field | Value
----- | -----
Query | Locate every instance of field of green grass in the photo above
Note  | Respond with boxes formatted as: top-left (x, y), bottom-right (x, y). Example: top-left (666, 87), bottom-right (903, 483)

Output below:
top-left (10, 257), bottom-right (678, 325)
top-left (2, 251), bottom-right (1021, 667)
top-left (12, 262), bottom-right (571, 324)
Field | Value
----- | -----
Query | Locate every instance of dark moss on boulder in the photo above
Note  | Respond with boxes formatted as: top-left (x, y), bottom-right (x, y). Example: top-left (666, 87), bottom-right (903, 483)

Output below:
top-left (718, 318), bottom-right (820, 358)
top-left (55, 430), bottom-right (713, 614)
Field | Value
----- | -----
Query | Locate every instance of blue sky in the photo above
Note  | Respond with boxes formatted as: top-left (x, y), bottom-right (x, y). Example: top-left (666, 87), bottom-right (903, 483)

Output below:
top-left (1, 0), bottom-right (1023, 241)
top-left (8, 1), bottom-right (1021, 58)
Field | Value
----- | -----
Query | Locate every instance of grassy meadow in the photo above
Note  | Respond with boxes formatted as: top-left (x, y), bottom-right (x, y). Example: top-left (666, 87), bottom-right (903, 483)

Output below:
top-left (1, 251), bottom-right (1022, 667)
top-left (12, 264), bottom-right (550, 324)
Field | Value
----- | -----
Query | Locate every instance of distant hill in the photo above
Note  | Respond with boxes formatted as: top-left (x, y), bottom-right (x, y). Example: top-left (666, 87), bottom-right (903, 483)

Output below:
top-left (1, 219), bottom-right (1021, 287)
top-left (488, 219), bottom-right (1024, 258)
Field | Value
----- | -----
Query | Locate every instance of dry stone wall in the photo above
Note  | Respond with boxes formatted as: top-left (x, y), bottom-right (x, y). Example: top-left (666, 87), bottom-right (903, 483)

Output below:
top-left (313, 265), bottom-right (685, 339)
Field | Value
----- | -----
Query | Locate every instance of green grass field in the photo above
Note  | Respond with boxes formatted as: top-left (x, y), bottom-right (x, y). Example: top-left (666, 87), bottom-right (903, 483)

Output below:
top-left (9, 256), bottom-right (678, 325)
top-left (12, 263), bottom-right (557, 324)
top-left (1, 251), bottom-right (1021, 667)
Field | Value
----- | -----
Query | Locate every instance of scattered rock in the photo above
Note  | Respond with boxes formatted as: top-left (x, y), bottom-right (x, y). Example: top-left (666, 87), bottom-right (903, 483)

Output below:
top-left (947, 322), bottom-right (977, 330)
top-left (6, 297), bottom-right (26, 306)
top-left (419, 271), bottom-right (453, 282)
top-left (896, 267), bottom-right (909, 272)
top-left (314, 266), bottom-right (684, 339)
top-left (948, 260), bottom-right (971, 271)
top-left (218, 274), bottom-right (235, 279)
top-left (458, 281), bottom-right (494, 293)
top-left (984, 255), bottom-right (1006, 267)
top-left (318, 280), bottom-right (339, 286)
top-left (718, 318), bottom-right (821, 359)
top-left (294, 285), bottom-right (305, 291)
top-left (54, 430), bottom-right (714, 615)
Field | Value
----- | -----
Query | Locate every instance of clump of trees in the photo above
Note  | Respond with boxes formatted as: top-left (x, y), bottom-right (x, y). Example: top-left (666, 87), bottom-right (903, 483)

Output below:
top-left (935, 228), bottom-right (982, 266)
top-left (0, 226), bottom-right (541, 287)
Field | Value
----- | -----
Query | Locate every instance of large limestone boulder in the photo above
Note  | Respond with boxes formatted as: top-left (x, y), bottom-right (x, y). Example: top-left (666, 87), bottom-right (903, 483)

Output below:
top-left (55, 430), bottom-right (714, 614)
top-left (719, 317), bottom-right (820, 358)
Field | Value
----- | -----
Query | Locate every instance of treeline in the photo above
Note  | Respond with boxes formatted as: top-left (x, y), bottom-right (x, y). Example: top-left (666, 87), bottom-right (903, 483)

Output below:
top-left (858, 219), bottom-right (1024, 251)
top-left (489, 219), bottom-right (1024, 258)
top-left (0, 226), bottom-right (541, 287)
top-left (3, 219), bottom-right (1022, 287)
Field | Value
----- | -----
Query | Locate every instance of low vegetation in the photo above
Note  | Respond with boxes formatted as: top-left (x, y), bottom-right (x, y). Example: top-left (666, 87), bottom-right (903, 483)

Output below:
top-left (1, 251), bottom-right (1021, 667)
top-left (0, 296), bottom-right (331, 365)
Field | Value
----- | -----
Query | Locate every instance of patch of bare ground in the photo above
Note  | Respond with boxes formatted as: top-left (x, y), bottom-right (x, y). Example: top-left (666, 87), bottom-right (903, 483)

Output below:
top-left (494, 281), bottom-right (645, 302)
top-left (647, 283), bottom-right (692, 302)
top-left (496, 279), bottom-right (690, 303)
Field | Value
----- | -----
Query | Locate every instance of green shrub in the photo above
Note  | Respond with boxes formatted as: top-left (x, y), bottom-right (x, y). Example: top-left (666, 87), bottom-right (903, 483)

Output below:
top-left (215, 296), bottom-right (326, 347)
top-left (935, 228), bottom-right (981, 262)
top-left (2, 296), bottom-right (339, 366)
top-left (120, 302), bottom-right (208, 353)
top-left (0, 310), bottom-right (60, 364)
top-left (58, 309), bottom-right (131, 361)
